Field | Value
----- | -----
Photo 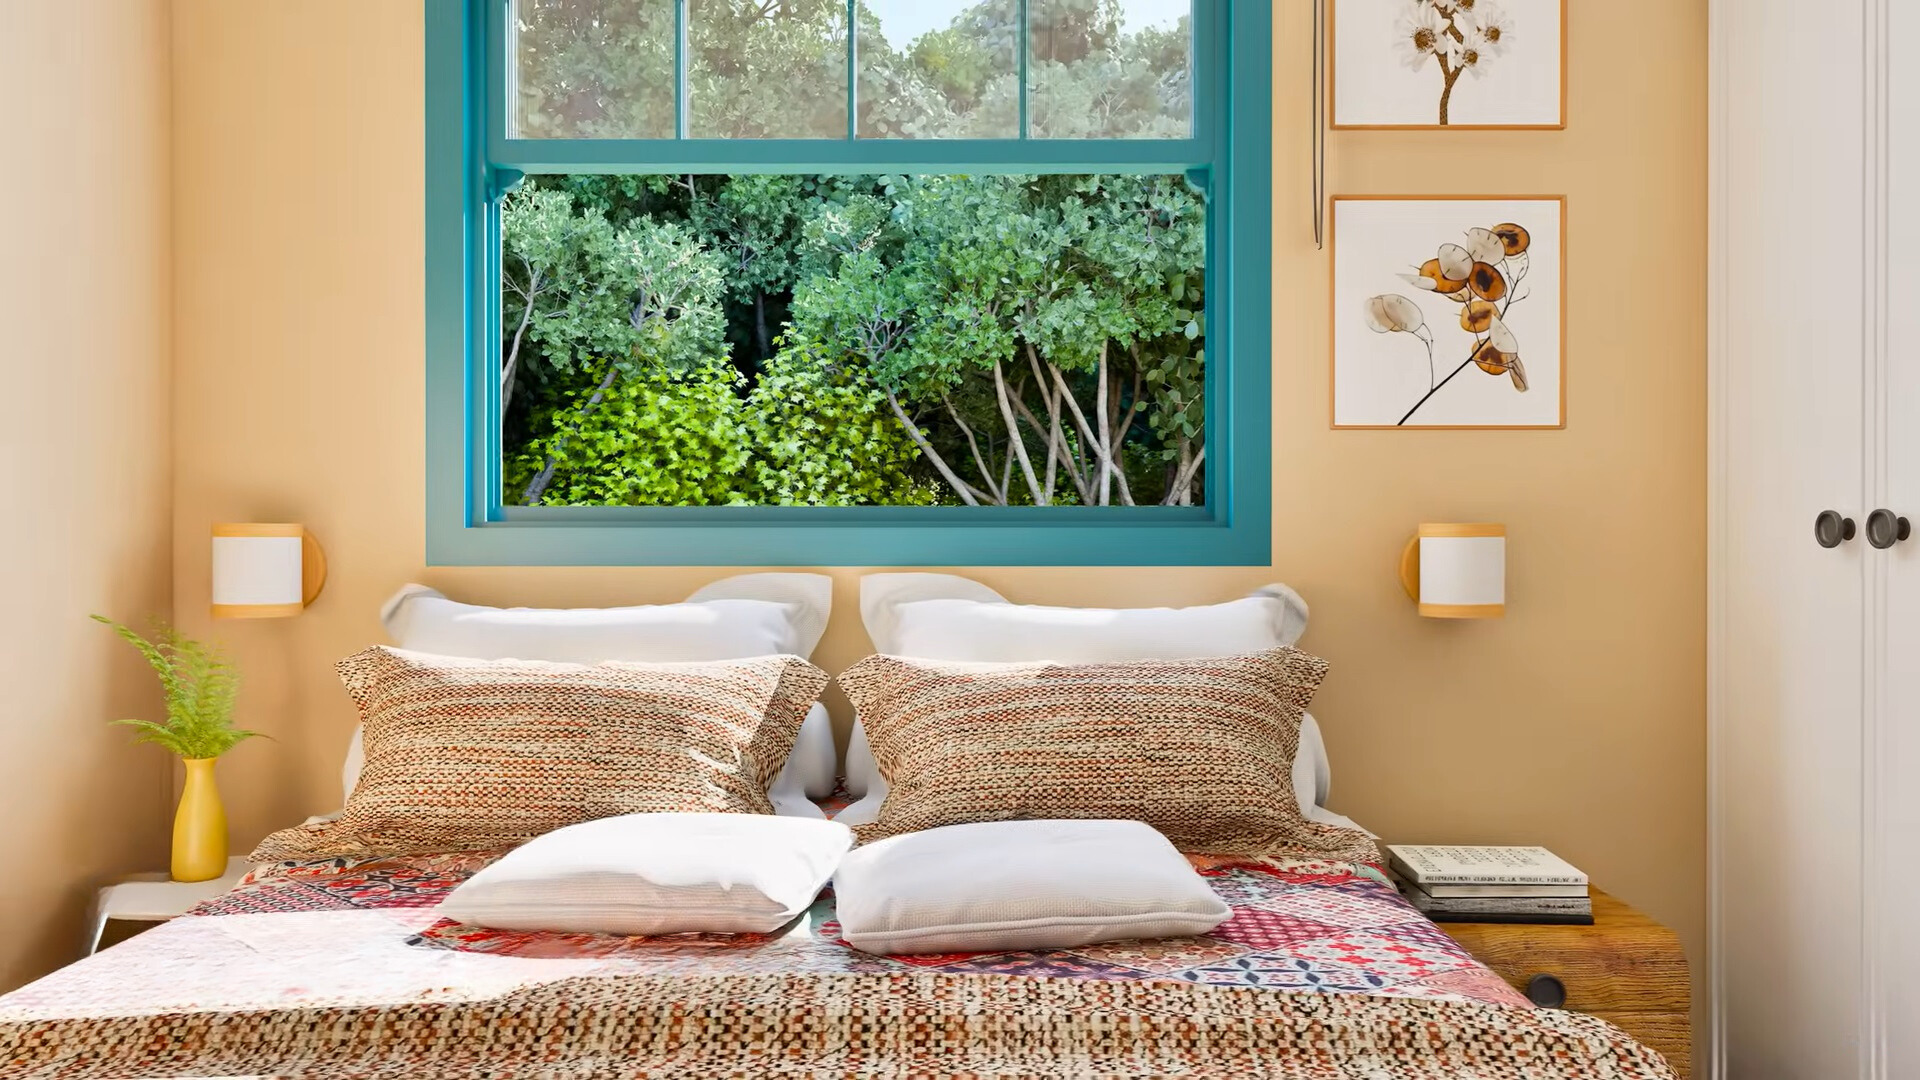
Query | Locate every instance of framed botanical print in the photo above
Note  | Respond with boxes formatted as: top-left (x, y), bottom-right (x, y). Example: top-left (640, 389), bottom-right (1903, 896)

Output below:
top-left (1331, 195), bottom-right (1565, 429)
top-left (1331, 0), bottom-right (1566, 130)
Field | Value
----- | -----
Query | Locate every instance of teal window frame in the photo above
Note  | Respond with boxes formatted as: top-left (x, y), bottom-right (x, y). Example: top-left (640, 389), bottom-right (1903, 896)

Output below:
top-left (425, 0), bottom-right (1272, 566)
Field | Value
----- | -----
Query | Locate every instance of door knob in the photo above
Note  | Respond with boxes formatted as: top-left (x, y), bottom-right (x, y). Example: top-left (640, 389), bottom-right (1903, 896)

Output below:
top-left (1866, 509), bottom-right (1911, 549)
top-left (1815, 510), bottom-right (1857, 548)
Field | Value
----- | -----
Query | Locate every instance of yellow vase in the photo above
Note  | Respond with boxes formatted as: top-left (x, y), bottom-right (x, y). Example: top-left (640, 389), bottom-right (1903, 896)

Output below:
top-left (172, 758), bottom-right (228, 883)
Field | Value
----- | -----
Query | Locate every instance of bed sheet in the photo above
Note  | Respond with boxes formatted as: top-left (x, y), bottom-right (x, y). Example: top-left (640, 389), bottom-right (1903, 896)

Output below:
top-left (2, 850), bottom-right (1523, 1020)
top-left (0, 845), bottom-right (1692, 1079)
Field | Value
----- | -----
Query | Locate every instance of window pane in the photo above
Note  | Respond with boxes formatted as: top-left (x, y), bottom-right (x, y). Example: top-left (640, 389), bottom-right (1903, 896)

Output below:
top-left (1028, 0), bottom-right (1192, 139)
top-left (689, 0), bottom-right (848, 139)
top-left (857, 1), bottom-right (1019, 139)
top-left (500, 174), bottom-right (1207, 508)
top-left (512, 0), bottom-right (678, 139)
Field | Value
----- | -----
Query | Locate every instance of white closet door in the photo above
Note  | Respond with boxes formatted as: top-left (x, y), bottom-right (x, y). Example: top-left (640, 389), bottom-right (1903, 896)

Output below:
top-left (1716, 0), bottom-right (1868, 1075)
top-left (1878, 0), bottom-right (1920, 1070)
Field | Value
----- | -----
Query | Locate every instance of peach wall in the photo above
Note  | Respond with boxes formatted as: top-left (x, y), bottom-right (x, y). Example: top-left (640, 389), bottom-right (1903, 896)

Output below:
top-left (169, 0), bottom-right (1706, 1016)
top-left (0, 0), bottom-right (175, 991)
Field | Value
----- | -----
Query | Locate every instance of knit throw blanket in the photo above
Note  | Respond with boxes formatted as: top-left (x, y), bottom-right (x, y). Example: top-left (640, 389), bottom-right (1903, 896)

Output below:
top-left (3, 970), bottom-right (1676, 1079)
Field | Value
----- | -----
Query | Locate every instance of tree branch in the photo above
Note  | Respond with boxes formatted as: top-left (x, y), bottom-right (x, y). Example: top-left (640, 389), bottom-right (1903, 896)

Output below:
top-left (884, 391), bottom-right (989, 505)
top-left (1051, 366), bottom-right (1104, 467)
top-left (1106, 356), bottom-right (1145, 507)
top-left (1095, 342), bottom-right (1112, 505)
top-left (522, 359), bottom-right (621, 505)
top-left (944, 395), bottom-right (1004, 504)
top-left (500, 265), bottom-right (542, 415)
top-left (1013, 386), bottom-right (1089, 504)
top-left (1164, 445), bottom-right (1207, 506)
top-left (993, 359), bottom-right (1048, 505)
top-left (1023, 343), bottom-right (1074, 502)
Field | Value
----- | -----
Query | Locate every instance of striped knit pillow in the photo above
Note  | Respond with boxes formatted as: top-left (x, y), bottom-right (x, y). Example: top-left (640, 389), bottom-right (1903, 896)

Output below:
top-left (250, 647), bottom-right (827, 861)
top-left (837, 649), bottom-right (1377, 862)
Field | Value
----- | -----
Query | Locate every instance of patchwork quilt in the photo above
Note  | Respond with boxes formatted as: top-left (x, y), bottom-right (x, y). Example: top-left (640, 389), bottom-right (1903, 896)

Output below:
top-left (0, 851), bottom-right (1678, 1079)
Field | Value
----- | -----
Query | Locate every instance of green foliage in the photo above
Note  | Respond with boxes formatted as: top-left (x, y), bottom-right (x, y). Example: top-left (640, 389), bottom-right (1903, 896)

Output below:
top-left (502, 187), bottom-right (640, 380)
top-left (513, 0), bottom-right (1190, 141)
top-left (91, 617), bottom-right (261, 761)
top-left (509, 349), bottom-right (933, 507)
top-left (688, 0), bottom-right (852, 139)
top-left (619, 216), bottom-right (732, 372)
top-left (788, 172), bottom-right (1206, 504)
top-left (497, 2), bottom-right (1207, 508)
top-left (744, 348), bottom-right (943, 506)
top-left (513, 364), bottom-right (754, 506)
top-left (511, 0), bottom-right (679, 139)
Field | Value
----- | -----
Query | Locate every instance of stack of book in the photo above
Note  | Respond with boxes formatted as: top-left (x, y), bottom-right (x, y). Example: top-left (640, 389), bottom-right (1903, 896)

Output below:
top-left (1386, 845), bottom-right (1593, 925)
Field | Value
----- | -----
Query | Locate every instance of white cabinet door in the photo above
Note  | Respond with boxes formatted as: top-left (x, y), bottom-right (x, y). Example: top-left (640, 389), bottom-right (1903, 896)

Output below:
top-left (1716, 1), bottom-right (1869, 1076)
top-left (1877, 0), bottom-right (1920, 1070)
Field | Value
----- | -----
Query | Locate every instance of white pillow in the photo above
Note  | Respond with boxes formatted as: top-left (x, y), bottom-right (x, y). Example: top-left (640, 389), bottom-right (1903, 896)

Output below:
top-left (436, 813), bottom-right (853, 936)
top-left (832, 819), bottom-right (1230, 955)
top-left (383, 574), bottom-right (831, 659)
top-left (345, 575), bottom-right (837, 804)
top-left (845, 573), bottom-right (1330, 811)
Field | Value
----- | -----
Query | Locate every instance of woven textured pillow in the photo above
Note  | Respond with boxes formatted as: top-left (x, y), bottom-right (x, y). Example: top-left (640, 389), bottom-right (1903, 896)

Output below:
top-left (837, 649), bottom-right (1377, 862)
top-left (251, 648), bottom-right (827, 861)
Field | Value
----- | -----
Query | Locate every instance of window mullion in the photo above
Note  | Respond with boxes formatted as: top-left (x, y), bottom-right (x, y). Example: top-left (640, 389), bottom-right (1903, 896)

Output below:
top-left (675, 0), bottom-right (690, 140)
top-left (1018, 0), bottom-right (1030, 139)
top-left (846, 0), bottom-right (857, 141)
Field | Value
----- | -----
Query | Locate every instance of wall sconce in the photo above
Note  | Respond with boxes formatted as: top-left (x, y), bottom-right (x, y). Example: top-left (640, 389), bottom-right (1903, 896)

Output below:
top-left (211, 524), bottom-right (326, 619)
top-left (1399, 523), bottom-right (1506, 619)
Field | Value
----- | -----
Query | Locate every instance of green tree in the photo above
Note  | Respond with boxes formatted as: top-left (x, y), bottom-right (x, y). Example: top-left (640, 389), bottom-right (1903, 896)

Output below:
top-left (499, 0), bottom-right (1208, 509)
top-left (789, 173), bottom-right (1205, 507)
top-left (500, 187), bottom-right (639, 414)
top-left (511, 364), bottom-right (753, 506)
top-left (688, 0), bottom-right (850, 139)
top-left (686, 174), bottom-right (809, 365)
top-left (516, 216), bottom-right (731, 504)
top-left (511, 0), bottom-right (678, 139)
top-left (514, 0), bottom-right (1190, 142)
top-left (744, 346), bottom-right (941, 506)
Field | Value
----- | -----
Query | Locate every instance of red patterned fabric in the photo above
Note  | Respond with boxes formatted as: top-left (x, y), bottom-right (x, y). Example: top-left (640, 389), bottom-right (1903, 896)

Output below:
top-left (189, 849), bottom-right (1525, 1003)
top-left (0, 847), bottom-right (1684, 1078)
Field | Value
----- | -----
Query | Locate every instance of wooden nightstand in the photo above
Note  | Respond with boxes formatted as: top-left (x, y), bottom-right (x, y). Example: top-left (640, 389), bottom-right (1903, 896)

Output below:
top-left (1436, 889), bottom-right (1691, 1079)
top-left (85, 856), bottom-right (252, 957)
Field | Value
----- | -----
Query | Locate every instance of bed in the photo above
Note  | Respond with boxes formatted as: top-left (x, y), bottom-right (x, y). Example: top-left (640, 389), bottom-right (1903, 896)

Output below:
top-left (1, 581), bottom-right (1679, 1077)
top-left (0, 841), bottom-right (1676, 1078)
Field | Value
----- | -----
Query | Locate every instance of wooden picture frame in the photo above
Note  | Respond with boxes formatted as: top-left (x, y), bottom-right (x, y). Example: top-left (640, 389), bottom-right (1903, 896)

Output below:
top-left (1330, 195), bottom-right (1567, 430)
top-left (1330, 0), bottom-right (1568, 131)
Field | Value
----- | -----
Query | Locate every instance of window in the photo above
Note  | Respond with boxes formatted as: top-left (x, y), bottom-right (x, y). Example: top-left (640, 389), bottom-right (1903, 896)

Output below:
top-left (427, 0), bottom-right (1271, 565)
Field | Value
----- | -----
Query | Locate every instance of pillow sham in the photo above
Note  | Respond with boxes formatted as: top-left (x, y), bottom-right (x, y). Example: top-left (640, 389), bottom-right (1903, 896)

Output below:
top-left (345, 703), bottom-right (837, 818)
top-left (256, 647), bottom-right (827, 862)
top-left (381, 573), bottom-right (831, 659)
top-left (351, 574), bottom-right (837, 805)
top-left (436, 813), bottom-right (853, 936)
top-left (843, 573), bottom-right (1329, 812)
top-left (839, 711), bottom-right (1334, 829)
top-left (836, 650), bottom-right (1376, 863)
top-left (832, 819), bottom-right (1229, 955)
top-left (858, 573), bottom-right (1310, 660)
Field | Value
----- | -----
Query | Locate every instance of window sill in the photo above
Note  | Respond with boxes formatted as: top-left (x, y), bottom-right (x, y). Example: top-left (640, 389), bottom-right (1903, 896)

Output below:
top-left (426, 509), bottom-right (1269, 567)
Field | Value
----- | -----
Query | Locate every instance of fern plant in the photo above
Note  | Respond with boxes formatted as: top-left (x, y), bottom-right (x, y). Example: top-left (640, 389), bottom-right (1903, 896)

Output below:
top-left (92, 616), bottom-right (263, 760)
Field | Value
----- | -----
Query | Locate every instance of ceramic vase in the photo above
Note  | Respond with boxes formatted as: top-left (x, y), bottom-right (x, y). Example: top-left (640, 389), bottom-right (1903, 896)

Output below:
top-left (172, 757), bottom-right (228, 882)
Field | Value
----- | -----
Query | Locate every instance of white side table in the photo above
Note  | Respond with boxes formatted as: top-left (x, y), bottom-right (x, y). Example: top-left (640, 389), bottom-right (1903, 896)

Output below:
top-left (85, 856), bottom-right (253, 956)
